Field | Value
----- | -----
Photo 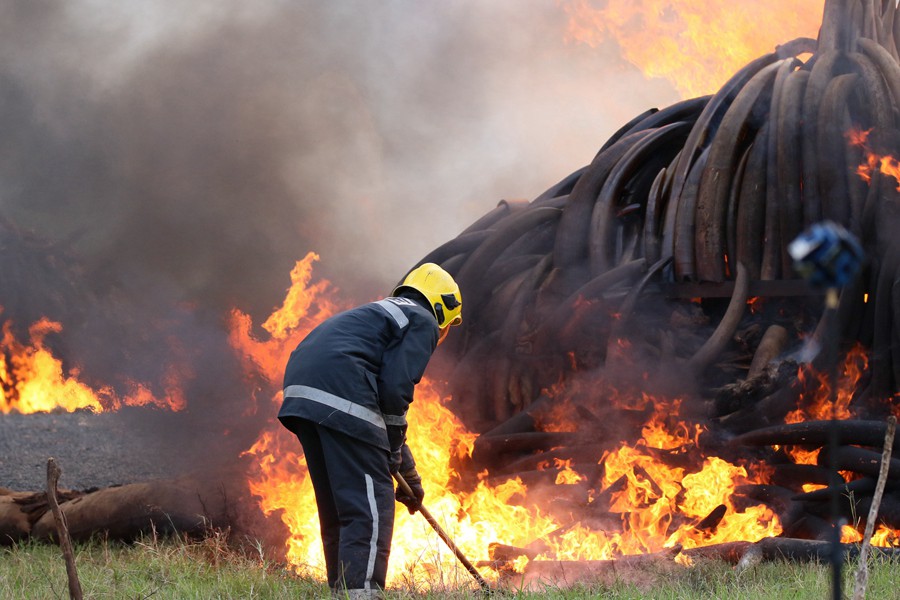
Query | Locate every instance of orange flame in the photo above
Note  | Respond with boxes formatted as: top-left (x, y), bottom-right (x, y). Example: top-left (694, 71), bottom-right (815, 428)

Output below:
top-left (847, 127), bottom-right (900, 191)
top-left (871, 525), bottom-right (900, 547)
top-left (600, 414), bottom-right (779, 555)
top-left (842, 525), bottom-right (863, 543)
top-left (0, 314), bottom-right (186, 414)
top-left (781, 346), bottom-right (876, 488)
top-left (238, 258), bottom-right (787, 587)
top-left (553, 459), bottom-right (585, 485)
top-left (861, 154), bottom-right (900, 191)
top-left (847, 128), bottom-right (872, 147)
top-left (786, 446), bottom-right (821, 466)
top-left (535, 398), bottom-right (581, 432)
top-left (228, 252), bottom-right (342, 389)
top-left (747, 296), bottom-right (763, 314)
top-left (785, 344), bottom-right (868, 424)
top-left (843, 524), bottom-right (900, 546)
top-left (557, 0), bottom-right (820, 98)
top-left (640, 397), bottom-right (702, 449)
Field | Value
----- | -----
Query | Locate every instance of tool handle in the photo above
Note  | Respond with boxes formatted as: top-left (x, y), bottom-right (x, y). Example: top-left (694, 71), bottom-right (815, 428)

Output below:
top-left (393, 472), bottom-right (491, 592)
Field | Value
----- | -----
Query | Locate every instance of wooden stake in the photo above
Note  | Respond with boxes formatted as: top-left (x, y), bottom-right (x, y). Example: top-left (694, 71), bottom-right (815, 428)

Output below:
top-left (46, 458), bottom-right (83, 600)
top-left (851, 415), bottom-right (897, 600)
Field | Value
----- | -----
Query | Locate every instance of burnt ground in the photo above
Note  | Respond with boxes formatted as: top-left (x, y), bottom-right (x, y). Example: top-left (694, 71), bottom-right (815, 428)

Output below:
top-left (0, 408), bottom-right (244, 492)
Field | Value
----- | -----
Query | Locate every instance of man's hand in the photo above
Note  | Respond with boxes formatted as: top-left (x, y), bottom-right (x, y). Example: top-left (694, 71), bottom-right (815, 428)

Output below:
top-left (395, 468), bottom-right (425, 514)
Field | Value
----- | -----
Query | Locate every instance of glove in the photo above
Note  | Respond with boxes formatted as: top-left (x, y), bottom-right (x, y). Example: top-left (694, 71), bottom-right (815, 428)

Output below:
top-left (395, 467), bottom-right (425, 514)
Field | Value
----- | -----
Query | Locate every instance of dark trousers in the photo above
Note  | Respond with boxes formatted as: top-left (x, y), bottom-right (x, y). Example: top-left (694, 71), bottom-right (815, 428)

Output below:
top-left (285, 418), bottom-right (394, 593)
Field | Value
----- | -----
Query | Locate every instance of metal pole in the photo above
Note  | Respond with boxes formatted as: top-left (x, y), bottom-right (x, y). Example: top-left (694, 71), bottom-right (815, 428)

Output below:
top-left (787, 222), bottom-right (864, 600)
top-left (824, 288), bottom-right (843, 600)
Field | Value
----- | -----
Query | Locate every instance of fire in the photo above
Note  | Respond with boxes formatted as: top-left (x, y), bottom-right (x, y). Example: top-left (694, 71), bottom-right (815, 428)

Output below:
top-left (0, 313), bottom-right (185, 414)
top-left (785, 344), bottom-right (868, 424)
top-left (1, 317), bottom-right (103, 413)
top-left (671, 458), bottom-right (780, 547)
top-left (640, 397), bottom-right (702, 449)
top-left (842, 525), bottom-right (863, 543)
top-left (871, 525), bottom-right (900, 547)
top-left (235, 256), bottom-right (560, 583)
top-left (842, 524), bottom-right (900, 547)
top-left (535, 398), bottom-right (581, 432)
top-left (552, 459), bottom-right (585, 485)
top-left (557, 0), bottom-right (820, 98)
top-left (747, 296), bottom-right (763, 314)
top-left (847, 128), bottom-right (872, 147)
top-left (785, 446), bottom-right (821, 466)
top-left (228, 253), bottom-right (342, 389)
top-left (242, 378), bottom-right (565, 584)
top-left (599, 415), bottom-right (779, 555)
top-left (860, 154), bottom-right (900, 191)
top-left (243, 427), bottom-right (322, 569)
top-left (238, 256), bottom-right (785, 587)
top-left (261, 255), bottom-right (340, 340)
top-left (780, 346), bottom-right (869, 487)
top-left (847, 127), bottom-right (900, 191)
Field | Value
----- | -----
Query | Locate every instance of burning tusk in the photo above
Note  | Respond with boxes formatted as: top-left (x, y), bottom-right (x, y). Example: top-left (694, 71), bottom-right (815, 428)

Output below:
top-left (775, 67), bottom-right (809, 271)
top-left (672, 146), bottom-right (709, 281)
top-left (695, 59), bottom-right (783, 282)
top-left (763, 58), bottom-right (801, 279)
top-left (552, 129), bottom-right (653, 270)
top-left (816, 73), bottom-right (861, 226)
top-left (731, 419), bottom-right (900, 451)
top-left (589, 121), bottom-right (691, 275)
top-left (747, 324), bottom-right (789, 379)
top-left (735, 127), bottom-right (767, 280)
top-left (800, 50), bottom-right (841, 228)
top-left (688, 261), bottom-right (750, 375)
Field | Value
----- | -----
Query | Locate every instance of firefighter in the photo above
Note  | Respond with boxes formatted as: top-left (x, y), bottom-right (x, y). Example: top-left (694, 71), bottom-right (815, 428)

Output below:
top-left (277, 263), bottom-right (462, 600)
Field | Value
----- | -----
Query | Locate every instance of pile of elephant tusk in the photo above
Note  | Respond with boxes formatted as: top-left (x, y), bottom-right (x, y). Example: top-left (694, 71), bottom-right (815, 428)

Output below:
top-left (412, 0), bottom-right (900, 550)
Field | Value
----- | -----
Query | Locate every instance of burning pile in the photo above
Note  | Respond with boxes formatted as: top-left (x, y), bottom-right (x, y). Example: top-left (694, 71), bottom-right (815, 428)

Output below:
top-left (385, 0), bottom-right (900, 583)
top-left (5, 0), bottom-right (900, 593)
top-left (436, 0), bottom-right (900, 429)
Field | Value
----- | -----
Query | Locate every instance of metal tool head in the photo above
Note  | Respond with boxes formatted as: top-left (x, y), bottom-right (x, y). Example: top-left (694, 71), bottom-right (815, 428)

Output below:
top-left (788, 221), bottom-right (864, 289)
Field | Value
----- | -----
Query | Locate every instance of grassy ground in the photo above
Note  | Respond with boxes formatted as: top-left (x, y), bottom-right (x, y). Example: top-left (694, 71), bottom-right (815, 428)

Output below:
top-left (2, 532), bottom-right (899, 599)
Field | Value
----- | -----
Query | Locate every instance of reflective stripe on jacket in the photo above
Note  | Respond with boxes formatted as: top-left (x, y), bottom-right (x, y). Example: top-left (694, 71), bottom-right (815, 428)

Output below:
top-left (278, 297), bottom-right (439, 451)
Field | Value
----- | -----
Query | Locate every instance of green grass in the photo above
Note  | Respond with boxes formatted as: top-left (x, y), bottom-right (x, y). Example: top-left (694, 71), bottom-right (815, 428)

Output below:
top-left (2, 532), bottom-right (899, 599)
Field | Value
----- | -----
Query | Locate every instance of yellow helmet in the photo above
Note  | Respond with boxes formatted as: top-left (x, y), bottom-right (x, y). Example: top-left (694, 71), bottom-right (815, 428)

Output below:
top-left (393, 263), bottom-right (463, 331)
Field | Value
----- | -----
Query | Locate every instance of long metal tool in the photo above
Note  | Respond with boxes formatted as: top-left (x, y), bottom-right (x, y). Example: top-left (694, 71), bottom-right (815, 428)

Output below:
top-left (788, 221), bottom-right (865, 600)
top-left (393, 472), bottom-right (492, 593)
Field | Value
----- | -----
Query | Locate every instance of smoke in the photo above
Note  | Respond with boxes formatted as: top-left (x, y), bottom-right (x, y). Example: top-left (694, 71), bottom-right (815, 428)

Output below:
top-left (0, 1), bottom-right (677, 476)
top-left (0, 0), bottom-right (677, 310)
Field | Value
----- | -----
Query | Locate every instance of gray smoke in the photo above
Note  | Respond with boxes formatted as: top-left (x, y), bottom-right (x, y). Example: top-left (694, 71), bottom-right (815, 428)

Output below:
top-left (0, 1), bottom-right (677, 478)
top-left (0, 1), bottom-right (676, 311)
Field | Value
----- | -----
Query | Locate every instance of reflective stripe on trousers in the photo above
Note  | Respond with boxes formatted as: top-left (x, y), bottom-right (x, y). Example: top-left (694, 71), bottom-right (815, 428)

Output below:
top-left (291, 420), bottom-right (394, 593)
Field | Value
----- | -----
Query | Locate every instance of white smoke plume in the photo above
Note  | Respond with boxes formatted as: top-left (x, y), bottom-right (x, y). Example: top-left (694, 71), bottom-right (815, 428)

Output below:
top-left (0, 0), bottom-right (676, 313)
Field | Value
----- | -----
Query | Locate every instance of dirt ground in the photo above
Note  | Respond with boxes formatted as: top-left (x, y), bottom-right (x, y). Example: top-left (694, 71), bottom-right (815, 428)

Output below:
top-left (0, 408), bottom-right (232, 492)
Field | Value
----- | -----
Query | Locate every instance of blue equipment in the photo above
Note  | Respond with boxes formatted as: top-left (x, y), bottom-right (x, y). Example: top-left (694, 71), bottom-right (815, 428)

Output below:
top-left (788, 221), bottom-right (864, 290)
top-left (788, 220), bottom-right (865, 600)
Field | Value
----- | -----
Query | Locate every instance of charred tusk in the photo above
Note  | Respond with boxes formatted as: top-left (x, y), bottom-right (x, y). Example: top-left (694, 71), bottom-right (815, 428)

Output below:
top-left (688, 261), bottom-right (751, 375)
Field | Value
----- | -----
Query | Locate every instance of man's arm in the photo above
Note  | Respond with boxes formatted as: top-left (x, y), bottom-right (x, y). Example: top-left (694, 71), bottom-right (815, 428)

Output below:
top-left (378, 313), bottom-right (438, 418)
top-left (379, 312), bottom-right (438, 471)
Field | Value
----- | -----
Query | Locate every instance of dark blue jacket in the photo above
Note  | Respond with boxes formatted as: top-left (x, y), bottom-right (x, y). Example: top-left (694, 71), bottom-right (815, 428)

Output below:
top-left (278, 296), bottom-right (439, 452)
